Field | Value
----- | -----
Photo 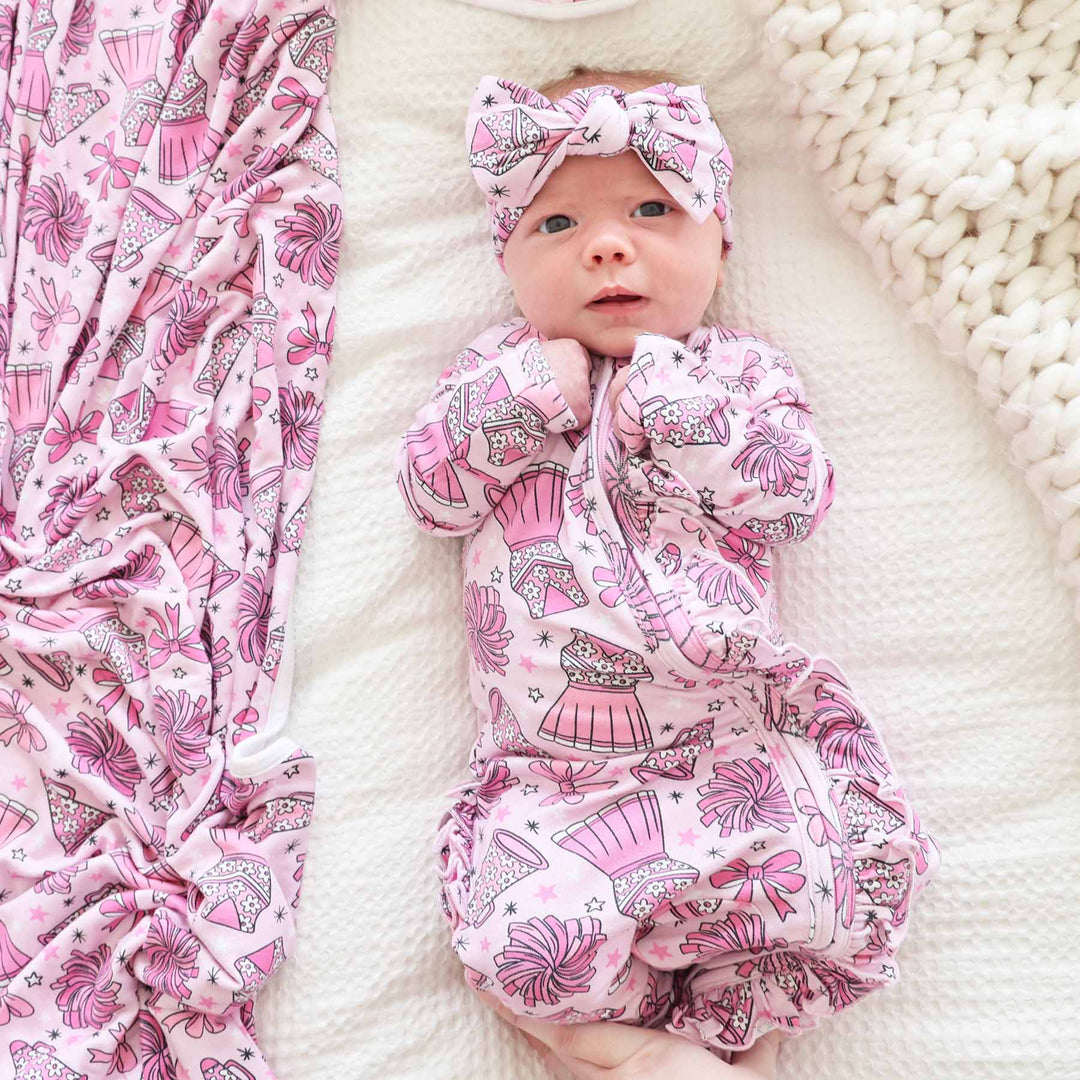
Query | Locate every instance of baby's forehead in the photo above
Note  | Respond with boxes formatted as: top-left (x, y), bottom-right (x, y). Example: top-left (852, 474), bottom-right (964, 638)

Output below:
top-left (532, 152), bottom-right (666, 203)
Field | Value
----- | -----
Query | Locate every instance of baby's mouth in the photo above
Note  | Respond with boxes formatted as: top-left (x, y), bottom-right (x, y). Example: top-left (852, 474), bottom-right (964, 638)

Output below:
top-left (590, 294), bottom-right (643, 304)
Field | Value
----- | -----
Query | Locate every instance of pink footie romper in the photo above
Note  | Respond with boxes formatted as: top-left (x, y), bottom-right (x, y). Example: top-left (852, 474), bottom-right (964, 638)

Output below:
top-left (394, 317), bottom-right (942, 1056)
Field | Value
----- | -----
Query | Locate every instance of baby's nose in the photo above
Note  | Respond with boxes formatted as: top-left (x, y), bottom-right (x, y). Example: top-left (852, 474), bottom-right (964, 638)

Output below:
top-left (586, 234), bottom-right (634, 265)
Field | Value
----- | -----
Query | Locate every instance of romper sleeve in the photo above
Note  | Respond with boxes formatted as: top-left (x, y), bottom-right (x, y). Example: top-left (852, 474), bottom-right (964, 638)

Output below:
top-left (614, 330), bottom-right (836, 545)
top-left (393, 322), bottom-right (581, 536)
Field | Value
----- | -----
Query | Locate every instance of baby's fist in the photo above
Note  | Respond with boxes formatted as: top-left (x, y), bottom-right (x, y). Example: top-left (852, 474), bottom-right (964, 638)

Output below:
top-left (540, 338), bottom-right (592, 429)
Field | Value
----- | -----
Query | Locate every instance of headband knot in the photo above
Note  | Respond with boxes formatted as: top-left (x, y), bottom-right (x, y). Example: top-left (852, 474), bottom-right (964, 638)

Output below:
top-left (567, 93), bottom-right (631, 156)
top-left (466, 75), bottom-right (735, 271)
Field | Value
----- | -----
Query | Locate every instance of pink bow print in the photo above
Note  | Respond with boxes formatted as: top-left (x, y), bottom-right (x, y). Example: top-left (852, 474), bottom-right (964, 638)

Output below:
top-left (146, 602), bottom-right (205, 670)
top-left (529, 759), bottom-right (617, 805)
top-left (709, 848), bottom-right (807, 921)
top-left (43, 401), bottom-right (103, 464)
top-left (287, 302), bottom-right (335, 365)
top-left (85, 131), bottom-right (139, 200)
top-left (23, 278), bottom-right (78, 349)
top-left (93, 661), bottom-right (144, 730)
top-left (272, 76), bottom-right (320, 129)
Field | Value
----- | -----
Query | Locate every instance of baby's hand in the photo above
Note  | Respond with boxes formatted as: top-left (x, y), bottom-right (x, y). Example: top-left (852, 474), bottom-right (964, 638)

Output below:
top-left (541, 338), bottom-right (592, 429)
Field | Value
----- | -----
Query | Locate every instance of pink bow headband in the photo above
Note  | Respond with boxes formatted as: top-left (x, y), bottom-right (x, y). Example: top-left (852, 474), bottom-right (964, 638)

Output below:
top-left (466, 75), bottom-right (735, 271)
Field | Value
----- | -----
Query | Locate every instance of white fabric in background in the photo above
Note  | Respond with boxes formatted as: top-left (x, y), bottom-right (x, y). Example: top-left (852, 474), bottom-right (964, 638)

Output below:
top-left (256, 2), bottom-right (1080, 1077)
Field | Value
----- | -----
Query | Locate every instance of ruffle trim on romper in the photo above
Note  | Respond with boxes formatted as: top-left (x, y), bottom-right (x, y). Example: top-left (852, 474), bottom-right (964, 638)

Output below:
top-left (664, 646), bottom-right (942, 1054)
top-left (434, 777), bottom-right (482, 933)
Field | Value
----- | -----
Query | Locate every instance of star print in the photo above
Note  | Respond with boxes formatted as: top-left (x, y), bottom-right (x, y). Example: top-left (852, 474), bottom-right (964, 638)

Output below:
top-left (273, 273), bottom-right (284, 287)
top-left (692, 189), bottom-right (707, 207)
top-left (882, 964), bottom-right (895, 979)
top-left (20, 526), bottom-right (33, 540)
top-left (660, 722), bottom-right (674, 733)
top-left (535, 884), bottom-right (557, 902)
top-left (521, 784), bottom-right (538, 796)
top-left (275, 905), bottom-right (287, 922)
top-left (534, 630), bottom-right (552, 647)
top-left (668, 791), bottom-right (684, 803)
top-left (24, 972), bottom-right (42, 987)
top-left (707, 699), bottom-right (724, 713)
top-left (284, 764), bottom-right (301, 778)
top-left (489, 567), bottom-right (502, 583)
top-left (503, 902), bottom-right (517, 917)
top-left (527, 687), bottom-right (542, 703)
top-left (481, 93), bottom-right (495, 107)
top-left (525, 819), bottom-right (539, 834)
top-left (706, 621), bottom-right (724, 635)
top-left (585, 897), bottom-right (605, 913)
top-left (575, 541), bottom-right (594, 555)
top-left (211, 167), bottom-right (228, 183)
top-left (47, 1029), bottom-right (60, 1040)
top-left (751, 840), bottom-right (766, 852)
top-left (814, 879), bottom-right (834, 901)
top-left (518, 655), bottom-right (535, 674)
top-left (755, 742), bottom-right (767, 755)
top-left (706, 847), bottom-right (723, 859)
top-left (172, 667), bottom-right (186, 679)
top-left (10, 848), bottom-right (25, 861)
top-left (488, 184), bottom-right (508, 198)
top-left (732, 726), bottom-right (747, 736)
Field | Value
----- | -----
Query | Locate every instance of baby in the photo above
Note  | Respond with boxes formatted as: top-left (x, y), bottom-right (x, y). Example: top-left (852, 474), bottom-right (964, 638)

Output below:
top-left (394, 65), bottom-right (942, 1063)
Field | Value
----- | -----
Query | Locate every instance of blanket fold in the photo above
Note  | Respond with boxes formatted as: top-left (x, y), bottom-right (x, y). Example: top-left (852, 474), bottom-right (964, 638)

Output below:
top-left (0, 1), bottom-right (340, 1075)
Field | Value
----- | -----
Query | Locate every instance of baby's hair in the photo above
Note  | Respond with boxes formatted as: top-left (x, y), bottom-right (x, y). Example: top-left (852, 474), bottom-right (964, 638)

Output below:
top-left (537, 64), bottom-right (722, 130)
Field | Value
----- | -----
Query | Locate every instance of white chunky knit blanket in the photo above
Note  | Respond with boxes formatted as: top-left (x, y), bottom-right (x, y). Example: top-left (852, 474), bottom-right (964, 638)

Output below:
top-left (758, 0), bottom-right (1080, 625)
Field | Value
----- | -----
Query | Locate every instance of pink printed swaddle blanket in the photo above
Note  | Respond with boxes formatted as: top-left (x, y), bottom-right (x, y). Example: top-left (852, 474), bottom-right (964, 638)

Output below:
top-left (0, 2), bottom-right (340, 1077)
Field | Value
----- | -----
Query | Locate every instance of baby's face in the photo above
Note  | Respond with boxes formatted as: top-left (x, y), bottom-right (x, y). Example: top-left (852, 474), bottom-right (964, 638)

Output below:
top-left (502, 152), bottom-right (726, 358)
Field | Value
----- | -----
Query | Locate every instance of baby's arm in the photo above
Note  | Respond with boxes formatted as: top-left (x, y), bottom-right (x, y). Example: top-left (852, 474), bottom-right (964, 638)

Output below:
top-left (614, 331), bottom-right (836, 545)
top-left (394, 323), bottom-right (581, 535)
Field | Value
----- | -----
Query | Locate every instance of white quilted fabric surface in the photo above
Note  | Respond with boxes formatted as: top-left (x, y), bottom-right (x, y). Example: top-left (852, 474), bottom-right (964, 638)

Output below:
top-left (255, 1), bottom-right (1080, 1077)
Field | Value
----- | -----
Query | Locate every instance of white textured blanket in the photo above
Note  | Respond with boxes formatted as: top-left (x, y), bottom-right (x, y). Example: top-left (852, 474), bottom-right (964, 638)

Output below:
top-left (257, 2), bottom-right (1080, 1078)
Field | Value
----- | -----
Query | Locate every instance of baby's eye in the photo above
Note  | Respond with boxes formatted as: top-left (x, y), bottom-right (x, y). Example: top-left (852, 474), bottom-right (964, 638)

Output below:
top-left (633, 201), bottom-right (670, 218)
top-left (538, 214), bottom-right (575, 234)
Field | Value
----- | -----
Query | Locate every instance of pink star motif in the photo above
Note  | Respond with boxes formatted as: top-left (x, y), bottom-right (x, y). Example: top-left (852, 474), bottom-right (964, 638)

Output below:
top-left (211, 7), bottom-right (227, 22)
top-left (135, 618), bottom-right (149, 630)
top-left (608, 765), bottom-right (625, 779)
top-left (92, 869), bottom-right (106, 881)
top-left (84, 59), bottom-right (92, 72)
top-left (678, 827), bottom-right (700, 847)
top-left (11, 775), bottom-right (26, 791)
top-left (480, 937), bottom-right (490, 953)
top-left (227, 142), bottom-right (244, 158)
top-left (51, 697), bottom-right (70, 717)
top-left (654, 367), bottom-right (672, 385)
top-left (102, 5), bottom-right (113, 14)
top-left (647, 943), bottom-right (671, 962)
top-left (628, 976), bottom-right (637, 991)
top-left (291, 474), bottom-right (306, 492)
top-left (471, 545), bottom-right (483, 567)
top-left (280, 309), bottom-right (294, 321)
top-left (518, 655), bottom-right (535, 674)
top-left (495, 805), bottom-right (510, 823)
top-left (605, 949), bottom-right (621, 969)
top-left (199, 995), bottom-right (216, 1010)
top-left (166, 243), bottom-right (184, 260)
top-left (29, 905), bottom-right (46, 923)
top-left (535, 884), bottom-right (557, 903)
top-left (45, 944), bottom-right (60, 961)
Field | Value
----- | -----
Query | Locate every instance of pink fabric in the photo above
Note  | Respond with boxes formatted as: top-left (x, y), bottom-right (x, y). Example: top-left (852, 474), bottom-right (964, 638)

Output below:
top-left (395, 321), bottom-right (941, 1056)
top-left (0, 1), bottom-right (339, 1076)
top-left (466, 77), bottom-right (734, 269)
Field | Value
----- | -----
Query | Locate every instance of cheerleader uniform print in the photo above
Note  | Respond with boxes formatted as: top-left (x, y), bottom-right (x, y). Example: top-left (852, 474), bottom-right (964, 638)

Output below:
top-left (394, 318), bottom-right (941, 1056)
